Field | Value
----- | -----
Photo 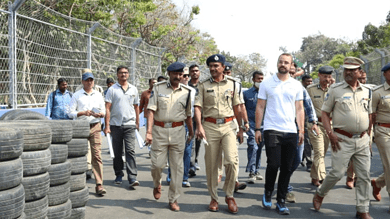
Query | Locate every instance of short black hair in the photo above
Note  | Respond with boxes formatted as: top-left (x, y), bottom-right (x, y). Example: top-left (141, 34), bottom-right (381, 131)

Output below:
top-left (117, 65), bottom-right (129, 73)
top-left (106, 78), bottom-right (115, 84)
top-left (189, 64), bottom-right (199, 71)
top-left (252, 71), bottom-right (264, 79)
top-left (57, 78), bottom-right (67, 85)
top-left (149, 78), bottom-right (156, 83)
top-left (302, 74), bottom-right (312, 81)
top-left (157, 75), bottom-right (167, 82)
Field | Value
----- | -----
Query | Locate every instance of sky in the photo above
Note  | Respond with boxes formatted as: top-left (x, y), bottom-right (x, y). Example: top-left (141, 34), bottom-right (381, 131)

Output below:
top-left (172, 0), bottom-right (390, 74)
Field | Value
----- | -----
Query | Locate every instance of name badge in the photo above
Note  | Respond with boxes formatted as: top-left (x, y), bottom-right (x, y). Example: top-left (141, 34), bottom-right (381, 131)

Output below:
top-left (158, 94), bottom-right (169, 98)
top-left (342, 96), bottom-right (351, 99)
top-left (314, 96), bottom-right (321, 98)
top-left (206, 89), bottom-right (214, 93)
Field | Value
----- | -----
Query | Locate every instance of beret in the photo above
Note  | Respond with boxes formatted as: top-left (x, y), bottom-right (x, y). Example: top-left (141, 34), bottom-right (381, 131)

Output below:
top-left (318, 66), bottom-right (334, 74)
top-left (167, 62), bottom-right (186, 72)
top-left (82, 72), bottom-right (94, 81)
top-left (224, 62), bottom-right (233, 71)
top-left (343, 57), bottom-right (364, 69)
top-left (206, 54), bottom-right (225, 66)
top-left (381, 63), bottom-right (390, 72)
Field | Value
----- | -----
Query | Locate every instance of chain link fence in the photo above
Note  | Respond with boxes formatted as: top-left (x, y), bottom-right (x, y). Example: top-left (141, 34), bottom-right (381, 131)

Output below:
top-left (335, 46), bottom-right (390, 85)
top-left (1, 0), bottom-right (164, 108)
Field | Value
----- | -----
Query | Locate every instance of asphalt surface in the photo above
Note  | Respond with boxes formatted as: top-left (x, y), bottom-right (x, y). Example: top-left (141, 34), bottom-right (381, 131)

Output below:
top-left (85, 127), bottom-right (389, 219)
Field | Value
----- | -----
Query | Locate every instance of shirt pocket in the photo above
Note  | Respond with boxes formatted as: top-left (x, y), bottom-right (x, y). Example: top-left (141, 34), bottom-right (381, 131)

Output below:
top-left (360, 99), bottom-right (369, 112)
top-left (381, 96), bottom-right (390, 110)
top-left (339, 98), bottom-right (353, 111)
top-left (158, 96), bottom-right (169, 110)
top-left (126, 94), bottom-right (135, 104)
top-left (205, 89), bottom-right (216, 105)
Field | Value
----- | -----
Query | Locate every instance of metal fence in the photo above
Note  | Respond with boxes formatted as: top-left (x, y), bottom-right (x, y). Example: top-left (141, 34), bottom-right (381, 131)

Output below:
top-left (0, 0), bottom-right (165, 109)
top-left (335, 46), bottom-right (390, 85)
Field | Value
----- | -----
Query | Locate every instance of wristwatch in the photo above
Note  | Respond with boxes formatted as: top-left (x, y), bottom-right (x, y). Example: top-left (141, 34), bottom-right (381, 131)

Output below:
top-left (255, 128), bottom-right (261, 132)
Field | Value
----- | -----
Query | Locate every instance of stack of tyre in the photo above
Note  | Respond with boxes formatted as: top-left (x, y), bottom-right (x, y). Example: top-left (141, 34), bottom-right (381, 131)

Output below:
top-left (67, 120), bottom-right (90, 219)
top-left (0, 127), bottom-right (25, 219)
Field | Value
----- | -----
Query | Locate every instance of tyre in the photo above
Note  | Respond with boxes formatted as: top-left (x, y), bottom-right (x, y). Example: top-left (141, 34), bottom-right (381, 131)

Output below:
top-left (48, 161), bottom-right (71, 186)
top-left (70, 207), bottom-right (85, 219)
top-left (70, 173), bottom-right (86, 192)
top-left (24, 195), bottom-right (48, 219)
top-left (0, 109), bottom-right (47, 121)
top-left (0, 127), bottom-right (23, 161)
top-left (0, 184), bottom-right (25, 219)
top-left (22, 172), bottom-right (50, 202)
top-left (22, 148), bottom-right (51, 177)
top-left (17, 212), bottom-right (26, 219)
top-left (50, 144), bottom-right (68, 164)
top-left (47, 199), bottom-right (71, 219)
top-left (0, 157), bottom-right (23, 191)
top-left (68, 156), bottom-right (88, 174)
top-left (69, 120), bottom-right (90, 138)
top-left (48, 182), bottom-right (70, 206)
top-left (0, 123), bottom-right (51, 151)
top-left (67, 139), bottom-right (88, 157)
top-left (69, 186), bottom-right (89, 208)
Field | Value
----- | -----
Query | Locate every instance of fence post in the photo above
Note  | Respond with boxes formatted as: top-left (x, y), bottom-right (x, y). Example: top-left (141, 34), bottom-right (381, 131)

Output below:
top-left (130, 38), bottom-right (142, 85)
top-left (87, 23), bottom-right (100, 69)
top-left (8, 0), bottom-right (26, 109)
top-left (375, 49), bottom-right (386, 84)
top-left (360, 55), bottom-right (369, 79)
top-left (158, 48), bottom-right (166, 76)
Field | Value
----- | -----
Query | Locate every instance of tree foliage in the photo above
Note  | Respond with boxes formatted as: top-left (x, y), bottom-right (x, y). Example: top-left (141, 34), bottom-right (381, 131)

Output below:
top-left (356, 22), bottom-right (390, 55)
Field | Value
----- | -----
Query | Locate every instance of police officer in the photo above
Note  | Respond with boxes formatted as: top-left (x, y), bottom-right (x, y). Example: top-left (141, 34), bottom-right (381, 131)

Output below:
top-left (313, 57), bottom-right (372, 219)
top-left (195, 54), bottom-right (244, 214)
top-left (370, 63), bottom-right (390, 209)
top-left (306, 66), bottom-right (333, 187)
top-left (145, 62), bottom-right (193, 212)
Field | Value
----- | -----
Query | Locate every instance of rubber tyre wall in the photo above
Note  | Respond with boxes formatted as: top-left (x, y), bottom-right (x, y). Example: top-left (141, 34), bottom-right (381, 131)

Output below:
top-left (0, 127), bottom-right (23, 161)
top-left (22, 172), bottom-right (50, 202)
top-left (24, 195), bottom-right (48, 219)
top-left (0, 158), bottom-right (23, 191)
top-left (70, 207), bottom-right (85, 219)
top-left (0, 184), bottom-right (25, 219)
top-left (69, 120), bottom-right (90, 138)
top-left (70, 173), bottom-right (86, 192)
top-left (69, 186), bottom-right (89, 208)
top-left (21, 148), bottom-right (51, 177)
top-left (0, 109), bottom-right (47, 121)
top-left (47, 199), bottom-right (71, 219)
top-left (68, 156), bottom-right (88, 175)
top-left (50, 144), bottom-right (68, 164)
top-left (48, 160), bottom-right (71, 186)
top-left (48, 182), bottom-right (70, 206)
top-left (67, 139), bottom-right (88, 157)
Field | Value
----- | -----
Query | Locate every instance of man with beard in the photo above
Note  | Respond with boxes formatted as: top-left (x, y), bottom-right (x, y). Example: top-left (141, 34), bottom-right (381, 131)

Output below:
top-left (195, 54), bottom-right (244, 214)
top-left (145, 62), bottom-right (193, 211)
top-left (45, 78), bottom-right (72, 120)
top-left (255, 53), bottom-right (305, 215)
top-left (313, 57), bottom-right (372, 219)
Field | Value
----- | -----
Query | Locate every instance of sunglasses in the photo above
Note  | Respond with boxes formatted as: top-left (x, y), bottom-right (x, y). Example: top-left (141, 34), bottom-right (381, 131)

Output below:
top-left (183, 74), bottom-right (190, 78)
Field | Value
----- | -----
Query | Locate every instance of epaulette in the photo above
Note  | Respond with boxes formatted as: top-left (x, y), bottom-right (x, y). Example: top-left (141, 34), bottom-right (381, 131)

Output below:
top-left (306, 83), bottom-right (318, 89)
top-left (180, 83), bottom-right (192, 91)
top-left (330, 81), bottom-right (344, 88)
top-left (154, 81), bottom-right (167, 86)
top-left (226, 75), bottom-right (241, 84)
top-left (361, 84), bottom-right (372, 90)
top-left (372, 84), bottom-right (383, 91)
top-left (200, 77), bottom-right (211, 84)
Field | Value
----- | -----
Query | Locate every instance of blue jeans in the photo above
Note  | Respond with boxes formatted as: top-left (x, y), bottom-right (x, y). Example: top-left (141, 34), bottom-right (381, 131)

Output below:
top-left (246, 128), bottom-right (264, 174)
top-left (168, 125), bottom-right (193, 181)
top-left (288, 135), bottom-right (304, 193)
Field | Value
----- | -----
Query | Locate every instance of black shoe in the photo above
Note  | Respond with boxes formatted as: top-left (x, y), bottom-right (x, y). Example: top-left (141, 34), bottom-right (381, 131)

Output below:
top-left (189, 168), bottom-right (196, 177)
top-left (276, 199), bottom-right (290, 215)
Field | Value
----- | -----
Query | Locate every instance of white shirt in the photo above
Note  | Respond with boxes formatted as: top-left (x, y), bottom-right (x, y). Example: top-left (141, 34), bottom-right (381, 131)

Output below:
top-left (67, 88), bottom-right (106, 124)
top-left (258, 73), bottom-right (303, 133)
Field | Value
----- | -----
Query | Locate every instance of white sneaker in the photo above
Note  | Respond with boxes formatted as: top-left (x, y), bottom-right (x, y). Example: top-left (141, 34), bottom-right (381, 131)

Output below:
top-left (256, 172), bottom-right (263, 180)
top-left (247, 173), bottom-right (256, 184)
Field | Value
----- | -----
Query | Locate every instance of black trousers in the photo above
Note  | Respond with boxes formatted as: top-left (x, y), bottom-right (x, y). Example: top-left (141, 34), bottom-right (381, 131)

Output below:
top-left (264, 130), bottom-right (297, 202)
top-left (110, 125), bottom-right (137, 182)
top-left (190, 118), bottom-right (201, 168)
top-left (302, 125), bottom-right (312, 163)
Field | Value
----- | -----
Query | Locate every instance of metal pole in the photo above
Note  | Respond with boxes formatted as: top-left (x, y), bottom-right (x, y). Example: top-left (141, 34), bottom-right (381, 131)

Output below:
top-left (87, 23), bottom-right (100, 69)
top-left (131, 38), bottom-right (142, 85)
top-left (374, 49), bottom-right (386, 84)
top-left (360, 56), bottom-right (370, 82)
top-left (158, 48), bottom-right (166, 76)
top-left (8, 2), bottom-right (14, 109)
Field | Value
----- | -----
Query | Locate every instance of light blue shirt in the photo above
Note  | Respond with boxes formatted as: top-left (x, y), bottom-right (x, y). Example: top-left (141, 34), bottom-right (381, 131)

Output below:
top-left (45, 89), bottom-right (72, 120)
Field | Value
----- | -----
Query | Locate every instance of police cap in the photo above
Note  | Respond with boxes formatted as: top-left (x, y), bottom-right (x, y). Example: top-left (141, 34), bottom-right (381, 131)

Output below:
top-left (206, 54), bottom-right (225, 66)
top-left (224, 62), bottom-right (233, 71)
top-left (318, 66), bottom-right (334, 74)
top-left (381, 63), bottom-right (390, 72)
top-left (167, 62), bottom-right (186, 72)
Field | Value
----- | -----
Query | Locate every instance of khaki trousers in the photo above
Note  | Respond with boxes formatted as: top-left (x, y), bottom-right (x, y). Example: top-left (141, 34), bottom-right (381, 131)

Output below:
top-left (203, 121), bottom-right (238, 201)
top-left (87, 141), bottom-right (92, 170)
top-left (374, 125), bottom-right (390, 194)
top-left (309, 123), bottom-right (330, 180)
top-left (317, 133), bottom-right (371, 213)
top-left (89, 123), bottom-right (104, 185)
top-left (217, 141), bottom-right (240, 182)
top-left (150, 125), bottom-right (185, 203)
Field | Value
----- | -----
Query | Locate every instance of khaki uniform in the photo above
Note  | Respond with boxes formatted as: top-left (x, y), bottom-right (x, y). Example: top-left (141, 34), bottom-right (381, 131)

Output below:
top-left (147, 81), bottom-right (192, 203)
top-left (372, 82), bottom-right (390, 194)
top-left (195, 75), bottom-right (243, 201)
top-left (317, 81), bottom-right (372, 213)
top-left (307, 83), bottom-right (331, 181)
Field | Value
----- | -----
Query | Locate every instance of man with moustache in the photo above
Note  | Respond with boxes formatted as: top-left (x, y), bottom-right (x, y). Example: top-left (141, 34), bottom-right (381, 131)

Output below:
top-left (313, 57), bottom-right (372, 219)
top-left (306, 66), bottom-right (333, 187)
top-left (104, 65), bottom-right (140, 187)
top-left (45, 78), bottom-right (72, 120)
top-left (145, 62), bottom-right (193, 211)
top-left (195, 54), bottom-right (244, 214)
top-left (255, 53), bottom-right (305, 215)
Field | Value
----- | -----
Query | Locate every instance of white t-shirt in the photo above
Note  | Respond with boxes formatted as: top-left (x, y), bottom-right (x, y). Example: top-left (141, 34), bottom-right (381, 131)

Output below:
top-left (257, 73), bottom-right (303, 133)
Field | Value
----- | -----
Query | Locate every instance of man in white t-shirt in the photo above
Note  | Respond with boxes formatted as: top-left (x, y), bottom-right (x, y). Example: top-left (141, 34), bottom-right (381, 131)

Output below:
top-left (255, 53), bottom-right (305, 215)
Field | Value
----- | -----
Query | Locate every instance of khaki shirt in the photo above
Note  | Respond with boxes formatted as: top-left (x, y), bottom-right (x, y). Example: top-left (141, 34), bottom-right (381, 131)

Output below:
top-left (322, 81), bottom-right (371, 134)
top-left (195, 75), bottom-right (243, 119)
top-left (147, 81), bottom-right (192, 122)
top-left (307, 83), bottom-right (329, 119)
top-left (372, 81), bottom-right (390, 123)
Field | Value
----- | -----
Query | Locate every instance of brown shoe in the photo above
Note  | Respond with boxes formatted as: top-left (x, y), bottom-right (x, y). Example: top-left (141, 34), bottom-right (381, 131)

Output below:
top-left (371, 179), bottom-right (381, 201)
top-left (346, 177), bottom-right (354, 189)
top-left (311, 178), bottom-right (321, 187)
top-left (234, 181), bottom-right (247, 192)
top-left (356, 212), bottom-right (372, 219)
top-left (208, 199), bottom-right (219, 212)
top-left (312, 193), bottom-right (324, 211)
top-left (225, 197), bottom-right (238, 214)
top-left (153, 185), bottom-right (162, 200)
top-left (95, 184), bottom-right (106, 195)
top-left (169, 201), bottom-right (180, 212)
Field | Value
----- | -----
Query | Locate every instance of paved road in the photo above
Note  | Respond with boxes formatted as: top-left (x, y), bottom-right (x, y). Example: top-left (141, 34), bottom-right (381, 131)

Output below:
top-left (85, 127), bottom-right (389, 219)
